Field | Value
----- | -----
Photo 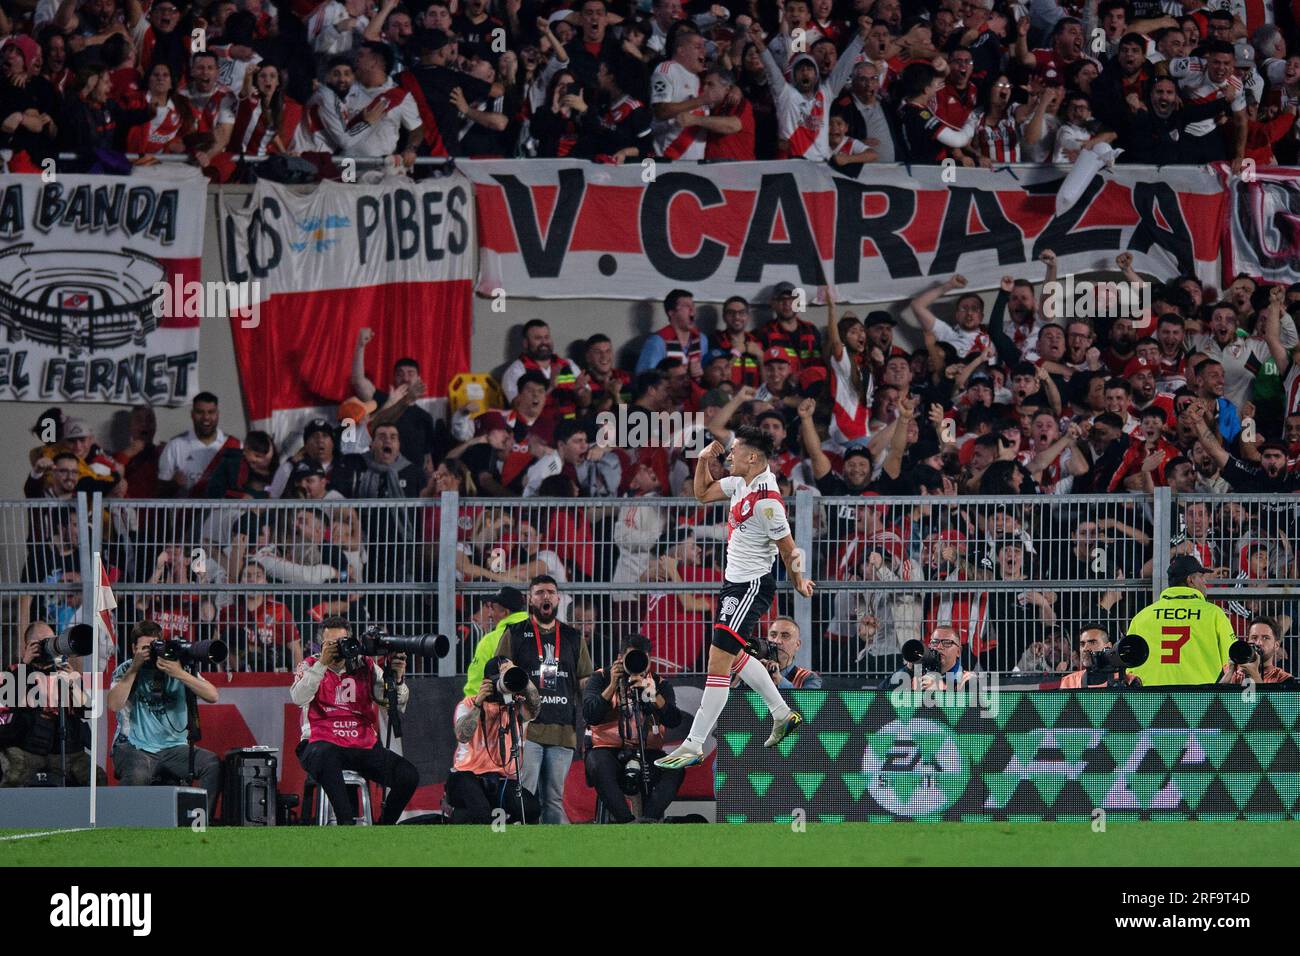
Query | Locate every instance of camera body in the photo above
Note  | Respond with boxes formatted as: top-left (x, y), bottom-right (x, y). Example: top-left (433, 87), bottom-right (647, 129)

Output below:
top-left (148, 638), bottom-right (228, 667)
top-left (901, 639), bottom-right (945, 676)
top-left (483, 655), bottom-right (528, 702)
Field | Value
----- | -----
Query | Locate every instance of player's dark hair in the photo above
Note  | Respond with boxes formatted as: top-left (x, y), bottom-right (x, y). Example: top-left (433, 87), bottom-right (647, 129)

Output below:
top-left (194, 391), bottom-right (219, 405)
top-left (517, 371), bottom-right (550, 392)
top-left (733, 424), bottom-right (774, 458)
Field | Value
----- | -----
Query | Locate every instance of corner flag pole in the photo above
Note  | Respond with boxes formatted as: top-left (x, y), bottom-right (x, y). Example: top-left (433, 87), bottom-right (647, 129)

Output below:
top-left (90, 552), bottom-right (101, 829)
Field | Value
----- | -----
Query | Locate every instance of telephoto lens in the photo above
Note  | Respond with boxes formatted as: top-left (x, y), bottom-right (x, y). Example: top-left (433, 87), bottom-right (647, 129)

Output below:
top-left (1228, 640), bottom-right (1257, 666)
top-left (40, 623), bottom-right (93, 660)
top-left (181, 639), bottom-right (229, 665)
top-left (623, 647), bottom-right (649, 676)
top-left (1115, 634), bottom-right (1149, 667)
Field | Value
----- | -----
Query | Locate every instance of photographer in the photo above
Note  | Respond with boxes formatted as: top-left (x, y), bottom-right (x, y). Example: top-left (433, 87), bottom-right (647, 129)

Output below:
top-left (0, 622), bottom-right (105, 788)
top-left (583, 635), bottom-right (683, 824)
top-left (107, 621), bottom-right (222, 815)
top-left (882, 626), bottom-right (972, 691)
top-left (764, 618), bottom-right (823, 689)
top-left (1219, 616), bottom-right (1295, 685)
top-left (291, 617), bottom-right (419, 825)
top-left (496, 575), bottom-right (592, 824)
top-left (1058, 625), bottom-right (1142, 689)
top-left (447, 656), bottom-right (542, 824)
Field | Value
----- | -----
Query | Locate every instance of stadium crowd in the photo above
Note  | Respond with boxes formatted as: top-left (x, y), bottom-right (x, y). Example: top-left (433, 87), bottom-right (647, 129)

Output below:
top-left (6, 0), bottom-right (1296, 175)
top-left (17, 245), bottom-right (1300, 678)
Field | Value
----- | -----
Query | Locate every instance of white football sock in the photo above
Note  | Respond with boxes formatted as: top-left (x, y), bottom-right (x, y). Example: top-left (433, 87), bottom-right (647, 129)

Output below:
top-left (685, 674), bottom-right (732, 747)
top-left (737, 654), bottom-right (791, 721)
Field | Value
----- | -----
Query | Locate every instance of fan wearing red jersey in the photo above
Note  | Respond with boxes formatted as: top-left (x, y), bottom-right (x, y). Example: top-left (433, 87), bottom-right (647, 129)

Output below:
top-left (656, 427), bottom-right (815, 770)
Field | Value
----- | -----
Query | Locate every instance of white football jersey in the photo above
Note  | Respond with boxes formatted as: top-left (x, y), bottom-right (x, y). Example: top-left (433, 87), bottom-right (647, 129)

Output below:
top-left (718, 468), bottom-right (790, 583)
top-left (650, 60), bottom-right (707, 160)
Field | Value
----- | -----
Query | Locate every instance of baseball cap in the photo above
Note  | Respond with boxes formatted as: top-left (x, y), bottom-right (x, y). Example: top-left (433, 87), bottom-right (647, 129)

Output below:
top-left (1168, 554), bottom-right (1211, 583)
top-left (62, 419), bottom-right (90, 440)
top-left (292, 459), bottom-right (327, 481)
top-left (864, 311), bottom-right (896, 328)
top-left (788, 53), bottom-right (817, 75)
top-left (770, 281), bottom-right (797, 299)
top-left (303, 418), bottom-right (334, 442)
top-left (967, 372), bottom-right (994, 389)
top-left (763, 347), bottom-right (792, 365)
top-left (1123, 356), bottom-right (1155, 378)
top-left (702, 348), bottom-right (732, 367)
top-left (799, 366), bottom-right (828, 394)
top-left (487, 586), bottom-right (524, 614)
top-left (475, 410), bottom-right (509, 435)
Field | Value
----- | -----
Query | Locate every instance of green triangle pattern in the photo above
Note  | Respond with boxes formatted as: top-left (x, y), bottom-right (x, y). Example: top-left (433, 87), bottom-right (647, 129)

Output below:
top-left (1124, 694), bottom-right (1165, 727)
top-left (1246, 731), bottom-right (1284, 768)
top-left (914, 730), bottom-right (950, 763)
top-left (885, 771), bottom-right (921, 805)
top-left (1079, 771), bottom-right (1114, 808)
top-left (714, 771), bottom-right (727, 792)
top-left (1218, 772), bottom-right (1258, 809)
top-left (1199, 732), bottom-right (1236, 770)
top-left (1103, 732), bottom-right (1139, 766)
top-left (1030, 694), bottom-right (1069, 727)
top-left (1171, 693), bottom-right (1214, 728)
top-left (1171, 771), bottom-right (1214, 808)
top-left (1150, 733), bottom-right (1188, 769)
top-left (868, 732), bottom-right (895, 759)
top-left (777, 734), bottom-right (798, 757)
top-left (723, 732), bottom-right (752, 757)
top-left (1266, 694), bottom-right (1300, 730)
top-left (1128, 771), bottom-right (1167, 809)
top-left (940, 702), bottom-right (968, 727)
top-left (841, 772), bottom-right (870, 801)
top-left (990, 694), bottom-right (1021, 730)
top-left (982, 773), bottom-right (1021, 808)
top-left (793, 772), bottom-right (826, 801)
top-left (1076, 693), bottom-right (1118, 727)
top-left (937, 768), bottom-right (970, 802)
top-left (1054, 730), bottom-right (1095, 764)
top-left (1006, 732), bottom-right (1042, 762)
top-left (724, 813), bottom-right (748, 824)
top-left (1267, 773), bottom-right (1300, 810)
top-left (842, 693), bottom-right (873, 724)
top-left (790, 690), bottom-right (825, 722)
top-left (1220, 696), bottom-right (1255, 730)
top-left (953, 733), bottom-right (996, 764)
top-left (1030, 773), bottom-right (1068, 805)
top-left (818, 731), bottom-right (851, 761)
top-left (818, 814), bottom-right (845, 824)
top-left (745, 692), bottom-right (768, 720)
top-left (747, 772), bottom-right (775, 797)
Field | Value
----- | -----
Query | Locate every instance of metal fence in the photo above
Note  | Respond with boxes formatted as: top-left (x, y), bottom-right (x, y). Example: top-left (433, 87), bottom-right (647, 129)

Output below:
top-left (2, 490), bottom-right (1297, 679)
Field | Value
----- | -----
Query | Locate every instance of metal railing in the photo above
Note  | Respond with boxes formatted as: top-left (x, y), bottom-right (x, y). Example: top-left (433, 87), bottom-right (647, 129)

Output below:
top-left (1, 490), bottom-right (1296, 678)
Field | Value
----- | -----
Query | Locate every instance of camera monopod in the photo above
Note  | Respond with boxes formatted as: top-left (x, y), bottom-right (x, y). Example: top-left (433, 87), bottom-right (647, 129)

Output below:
top-left (495, 665), bottom-right (530, 822)
top-left (619, 648), bottom-right (653, 806)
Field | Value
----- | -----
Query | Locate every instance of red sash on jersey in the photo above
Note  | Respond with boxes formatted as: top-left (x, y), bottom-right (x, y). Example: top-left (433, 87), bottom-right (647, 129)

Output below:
top-left (787, 90), bottom-right (826, 158)
top-left (661, 117), bottom-right (704, 159)
top-left (397, 69), bottom-right (451, 158)
top-left (726, 488), bottom-right (781, 542)
top-left (345, 84), bottom-right (408, 134)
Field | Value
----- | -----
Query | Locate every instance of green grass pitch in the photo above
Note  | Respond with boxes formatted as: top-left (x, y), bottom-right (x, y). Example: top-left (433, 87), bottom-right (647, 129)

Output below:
top-left (2, 822), bottom-right (1296, 866)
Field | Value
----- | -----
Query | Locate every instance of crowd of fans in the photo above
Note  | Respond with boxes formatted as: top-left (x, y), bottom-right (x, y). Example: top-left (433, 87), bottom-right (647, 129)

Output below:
top-left (8, 0), bottom-right (1296, 176)
top-left (17, 247), bottom-right (1300, 677)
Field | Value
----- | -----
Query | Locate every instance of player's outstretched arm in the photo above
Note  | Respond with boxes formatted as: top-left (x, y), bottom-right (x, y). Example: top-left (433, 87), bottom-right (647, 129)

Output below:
top-left (776, 533), bottom-right (815, 598)
top-left (694, 440), bottom-right (729, 503)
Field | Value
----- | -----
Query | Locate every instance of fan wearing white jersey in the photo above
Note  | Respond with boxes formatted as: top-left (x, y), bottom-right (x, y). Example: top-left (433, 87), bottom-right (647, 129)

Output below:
top-left (656, 426), bottom-right (816, 770)
top-left (750, 16), bottom-right (867, 161)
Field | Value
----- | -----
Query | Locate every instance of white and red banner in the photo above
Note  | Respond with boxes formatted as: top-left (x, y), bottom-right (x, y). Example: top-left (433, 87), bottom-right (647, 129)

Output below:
top-left (464, 160), bottom-right (1226, 303)
top-left (0, 172), bottom-right (205, 405)
top-left (218, 177), bottom-right (476, 444)
top-left (1220, 164), bottom-right (1300, 286)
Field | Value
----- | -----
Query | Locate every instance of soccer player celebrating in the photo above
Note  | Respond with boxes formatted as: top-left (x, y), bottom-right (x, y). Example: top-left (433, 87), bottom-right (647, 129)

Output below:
top-left (655, 426), bottom-right (815, 770)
